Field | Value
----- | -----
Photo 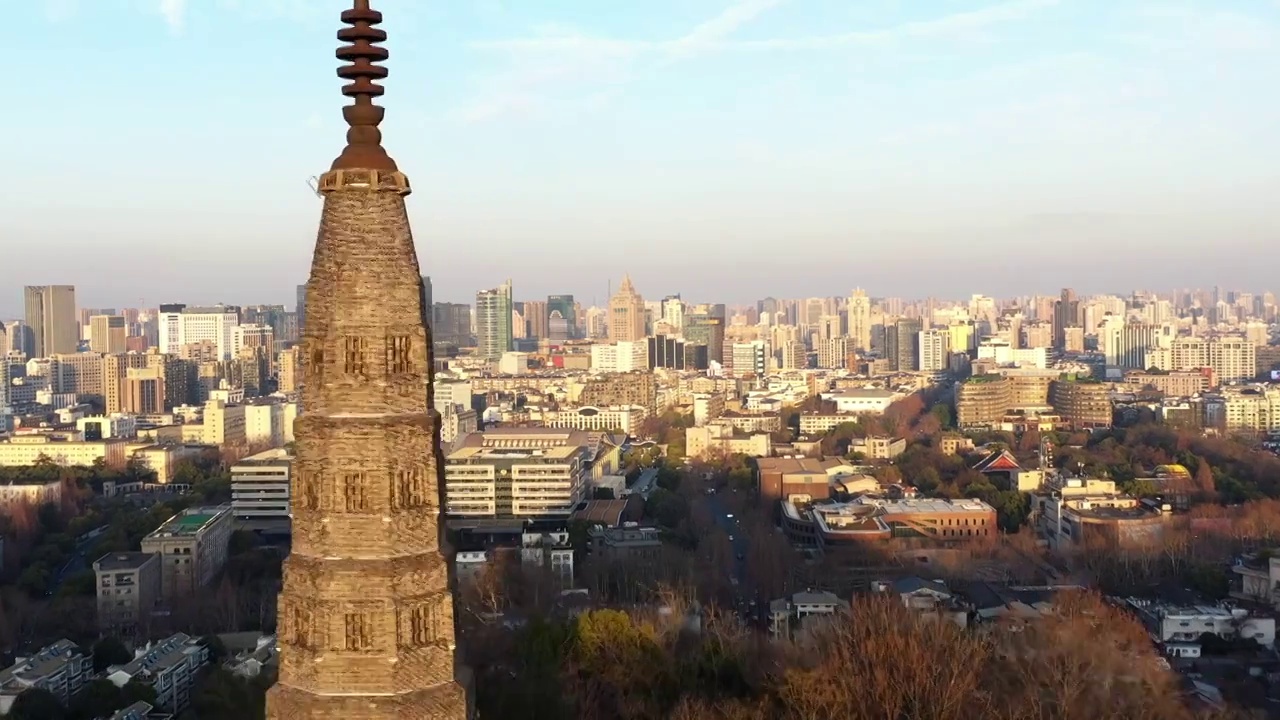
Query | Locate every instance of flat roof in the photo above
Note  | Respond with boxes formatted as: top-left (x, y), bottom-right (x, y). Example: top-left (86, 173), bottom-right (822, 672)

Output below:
top-left (94, 552), bottom-right (156, 572)
top-left (448, 444), bottom-right (581, 461)
top-left (145, 505), bottom-right (230, 539)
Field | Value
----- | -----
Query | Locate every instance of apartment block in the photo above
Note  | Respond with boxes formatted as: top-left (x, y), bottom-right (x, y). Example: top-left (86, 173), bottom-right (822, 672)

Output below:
top-left (103, 633), bottom-right (209, 713)
top-left (140, 505), bottom-right (233, 599)
top-left (0, 640), bottom-right (93, 714)
top-left (94, 552), bottom-right (162, 634)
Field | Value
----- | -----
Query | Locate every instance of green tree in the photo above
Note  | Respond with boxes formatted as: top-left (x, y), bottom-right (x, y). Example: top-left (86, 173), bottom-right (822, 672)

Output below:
top-left (93, 636), bottom-right (133, 672)
top-left (8, 688), bottom-right (67, 720)
top-left (67, 679), bottom-right (125, 720)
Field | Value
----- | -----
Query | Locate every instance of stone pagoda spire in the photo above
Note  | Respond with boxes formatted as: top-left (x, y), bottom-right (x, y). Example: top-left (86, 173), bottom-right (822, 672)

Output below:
top-left (266, 2), bottom-right (470, 718)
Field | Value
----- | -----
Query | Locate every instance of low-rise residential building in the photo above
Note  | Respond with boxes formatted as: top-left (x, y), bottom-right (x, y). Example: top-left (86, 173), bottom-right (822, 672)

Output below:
top-left (104, 633), bottom-right (209, 713)
top-left (520, 531), bottom-right (575, 586)
top-left (847, 435), bottom-right (906, 460)
top-left (230, 448), bottom-right (291, 519)
top-left (768, 590), bottom-right (847, 638)
top-left (140, 505), bottom-right (234, 599)
top-left (107, 700), bottom-right (169, 720)
top-left (0, 640), bottom-right (93, 714)
top-left (879, 577), bottom-right (968, 627)
top-left (1231, 553), bottom-right (1280, 608)
top-left (587, 524), bottom-right (662, 565)
top-left (1125, 599), bottom-right (1276, 649)
top-left (0, 478), bottom-right (62, 508)
top-left (94, 552), bottom-right (163, 635)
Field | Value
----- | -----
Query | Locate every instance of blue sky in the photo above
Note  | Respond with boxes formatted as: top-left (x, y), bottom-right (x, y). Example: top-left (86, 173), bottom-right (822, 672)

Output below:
top-left (2, 0), bottom-right (1278, 315)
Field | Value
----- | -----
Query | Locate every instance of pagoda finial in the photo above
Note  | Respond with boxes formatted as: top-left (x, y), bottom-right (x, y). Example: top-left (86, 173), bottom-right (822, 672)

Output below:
top-left (331, 0), bottom-right (397, 171)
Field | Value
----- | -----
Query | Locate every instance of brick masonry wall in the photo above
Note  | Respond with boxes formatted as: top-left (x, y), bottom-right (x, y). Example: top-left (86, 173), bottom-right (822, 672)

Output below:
top-left (266, 169), bottom-right (469, 719)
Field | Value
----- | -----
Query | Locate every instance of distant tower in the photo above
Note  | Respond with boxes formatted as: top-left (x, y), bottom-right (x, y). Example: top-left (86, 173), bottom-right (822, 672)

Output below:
top-left (265, 2), bottom-right (470, 718)
top-left (608, 274), bottom-right (646, 342)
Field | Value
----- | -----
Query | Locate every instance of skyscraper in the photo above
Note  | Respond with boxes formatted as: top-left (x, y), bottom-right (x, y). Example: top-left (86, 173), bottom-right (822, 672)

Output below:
top-left (24, 285), bottom-right (77, 357)
top-left (266, 2), bottom-right (468, 717)
top-left (89, 315), bottom-right (127, 354)
top-left (546, 294), bottom-right (576, 338)
top-left (848, 288), bottom-right (872, 353)
top-left (475, 281), bottom-right (513, 361)
top-left (296, 283), bottom-right (308, 332)
top-left (1053, 288), bottom-right (1080, 351)
top-left (608, 275), bottom-right (646, 342)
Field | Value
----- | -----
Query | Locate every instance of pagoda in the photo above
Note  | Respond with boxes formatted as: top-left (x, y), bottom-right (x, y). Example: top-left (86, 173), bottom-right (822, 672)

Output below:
top-left (265, 2), bottom-right (470, 717)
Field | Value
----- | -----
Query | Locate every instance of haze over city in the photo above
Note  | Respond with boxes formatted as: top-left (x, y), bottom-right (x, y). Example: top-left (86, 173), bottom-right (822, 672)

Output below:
top-left (3, 0), bottom-right (1278, 316)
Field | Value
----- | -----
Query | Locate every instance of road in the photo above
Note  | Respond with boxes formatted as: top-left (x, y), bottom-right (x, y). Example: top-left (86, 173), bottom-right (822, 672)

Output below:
top-left (703, 491), bottom-right (769, 625)
top-left (631, 467), bottom-right (660, 499)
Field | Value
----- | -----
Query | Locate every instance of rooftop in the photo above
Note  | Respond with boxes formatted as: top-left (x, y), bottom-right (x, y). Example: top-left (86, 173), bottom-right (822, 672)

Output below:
top-left (233, 448), bottom-right (293, 466)
top-left (94, 552), bottom-right (157, 573)
top-left (144, 505), bottom-right (230, 539)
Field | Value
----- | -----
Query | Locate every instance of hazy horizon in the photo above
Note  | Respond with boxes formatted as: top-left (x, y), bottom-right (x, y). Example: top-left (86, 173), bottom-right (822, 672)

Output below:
top-left (2, 0), bottom-right (1277, 315)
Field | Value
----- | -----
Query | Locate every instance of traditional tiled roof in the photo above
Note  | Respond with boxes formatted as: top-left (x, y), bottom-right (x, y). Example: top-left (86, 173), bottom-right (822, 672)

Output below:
top-left (973, 449), bottom-right (1022, 473)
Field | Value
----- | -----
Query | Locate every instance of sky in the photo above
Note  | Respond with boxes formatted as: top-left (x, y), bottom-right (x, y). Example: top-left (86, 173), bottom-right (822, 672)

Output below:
top-left (1, 0), bottom-right (1278, 316)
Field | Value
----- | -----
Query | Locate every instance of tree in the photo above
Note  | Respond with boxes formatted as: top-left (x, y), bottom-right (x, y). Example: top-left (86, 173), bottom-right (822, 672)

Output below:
top-left (1194, 456), bottom-right (1217, 499)
top-left (93, 636), bottom-right (133, 672)
top-left (8, 688), bottom-right (67, 720)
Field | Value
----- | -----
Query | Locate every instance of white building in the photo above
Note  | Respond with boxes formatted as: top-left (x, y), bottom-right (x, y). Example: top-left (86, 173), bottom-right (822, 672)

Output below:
top-left (76, 414), bottom-right (138, 440)
top-left (977, 340), bottom-right (1048, 369)
top-left (520, 531), bottom-right (575, 586)
top-left (158, 305), bottom-right (240, 360)
top-left (0, 640), bottom-right (93, 714)
top-left (444, 428), bottom-right (590, 520)
top-left (590, 340), bottom-right (649, 373)
top-left (104, 633), bottom-right (209, 713)
top-left (230, 448), bottom-right (291, 519)
top-left (918, 329), bottom-right (950, 372)
top-left (821, 388), bottom-right (899, 414)
top-left (541, 405), bottom-right (648, 435)
top-left (1127, 599), bottom-right (1276, 649)
top-left (242, 401), bottom-right (297, 448)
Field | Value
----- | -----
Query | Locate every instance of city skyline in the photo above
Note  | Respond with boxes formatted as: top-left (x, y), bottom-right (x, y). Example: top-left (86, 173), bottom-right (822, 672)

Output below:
top-left (4, 0), bottom-right (1278, 308)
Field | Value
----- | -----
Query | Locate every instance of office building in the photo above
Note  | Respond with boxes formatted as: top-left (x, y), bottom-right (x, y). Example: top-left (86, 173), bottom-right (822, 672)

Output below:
top-left (93, 552), bottom-right (162, 634)
top-left (444, 428), bottom-right (591, 520)
top-left (231, 448), bottom-right (292, 520)
top-left (886, 318), bottom-right (923, 371)
top-left (546, 294), bottom-right (576, 338)
top-left (848, 288), bottom-right (872, 352)
top-left (124, 367), bottom-right (166, 414)
top-left (24, 285), bottom-right (77, 357)
top-left (476, 281), bottom-right (514, 361)
top-left (523, 299), bottom-right (548, 339)
top-left (90, 315), bottom-right (128, 354)
top-left (140, 505), bottom-right (233, 599)
top-left (608, 275), bottom-right (646, 342)
top-left (157, 304), bottom-right (240, 360)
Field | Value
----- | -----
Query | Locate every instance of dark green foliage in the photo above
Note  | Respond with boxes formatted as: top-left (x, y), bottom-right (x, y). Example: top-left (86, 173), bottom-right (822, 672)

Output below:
top-left (92, 636), bottom-right (132, 672)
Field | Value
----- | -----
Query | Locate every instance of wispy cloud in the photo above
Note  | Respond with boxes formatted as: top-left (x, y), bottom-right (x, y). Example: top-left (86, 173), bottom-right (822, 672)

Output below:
top-left (42, 0), bottom-right (77, 23)
top-left (472, 0), bottom-right (1059, 55)
top-left (456, 0), bottom-right (1060, 124)
top-left (158, 0), bottom-right (187, 35)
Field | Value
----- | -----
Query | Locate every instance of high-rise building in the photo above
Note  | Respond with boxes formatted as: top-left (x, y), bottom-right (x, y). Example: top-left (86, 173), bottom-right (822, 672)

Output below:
top-left (886, 318), bottom-right (924, 371)
top-left (848, 288), bottom-right (872, 353)
top-left (123, 367), bottom-right (166, 414)
top-left (157, 304), bottom-right (240, 360)
top-left (523, 299), bottom-right (548, 340)
top-left (295, 284), bottom-right (308, 333)
top-left (918, 329), bottom-right (950, 372)
top-left (266, 4), bottom-right (467, 715)
top-left (89, 315), bottom-right (127, 354)
top-left (608, 275), bottom-right (646, 342)
top-left (475, 281), bottom-right (513, 361)
top-left (546, 294), bottom-right (576, 338)
top-left (24, 285), bottom-right (78, 358)
top-left (1053, 288), bottom-right (1080, 351)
